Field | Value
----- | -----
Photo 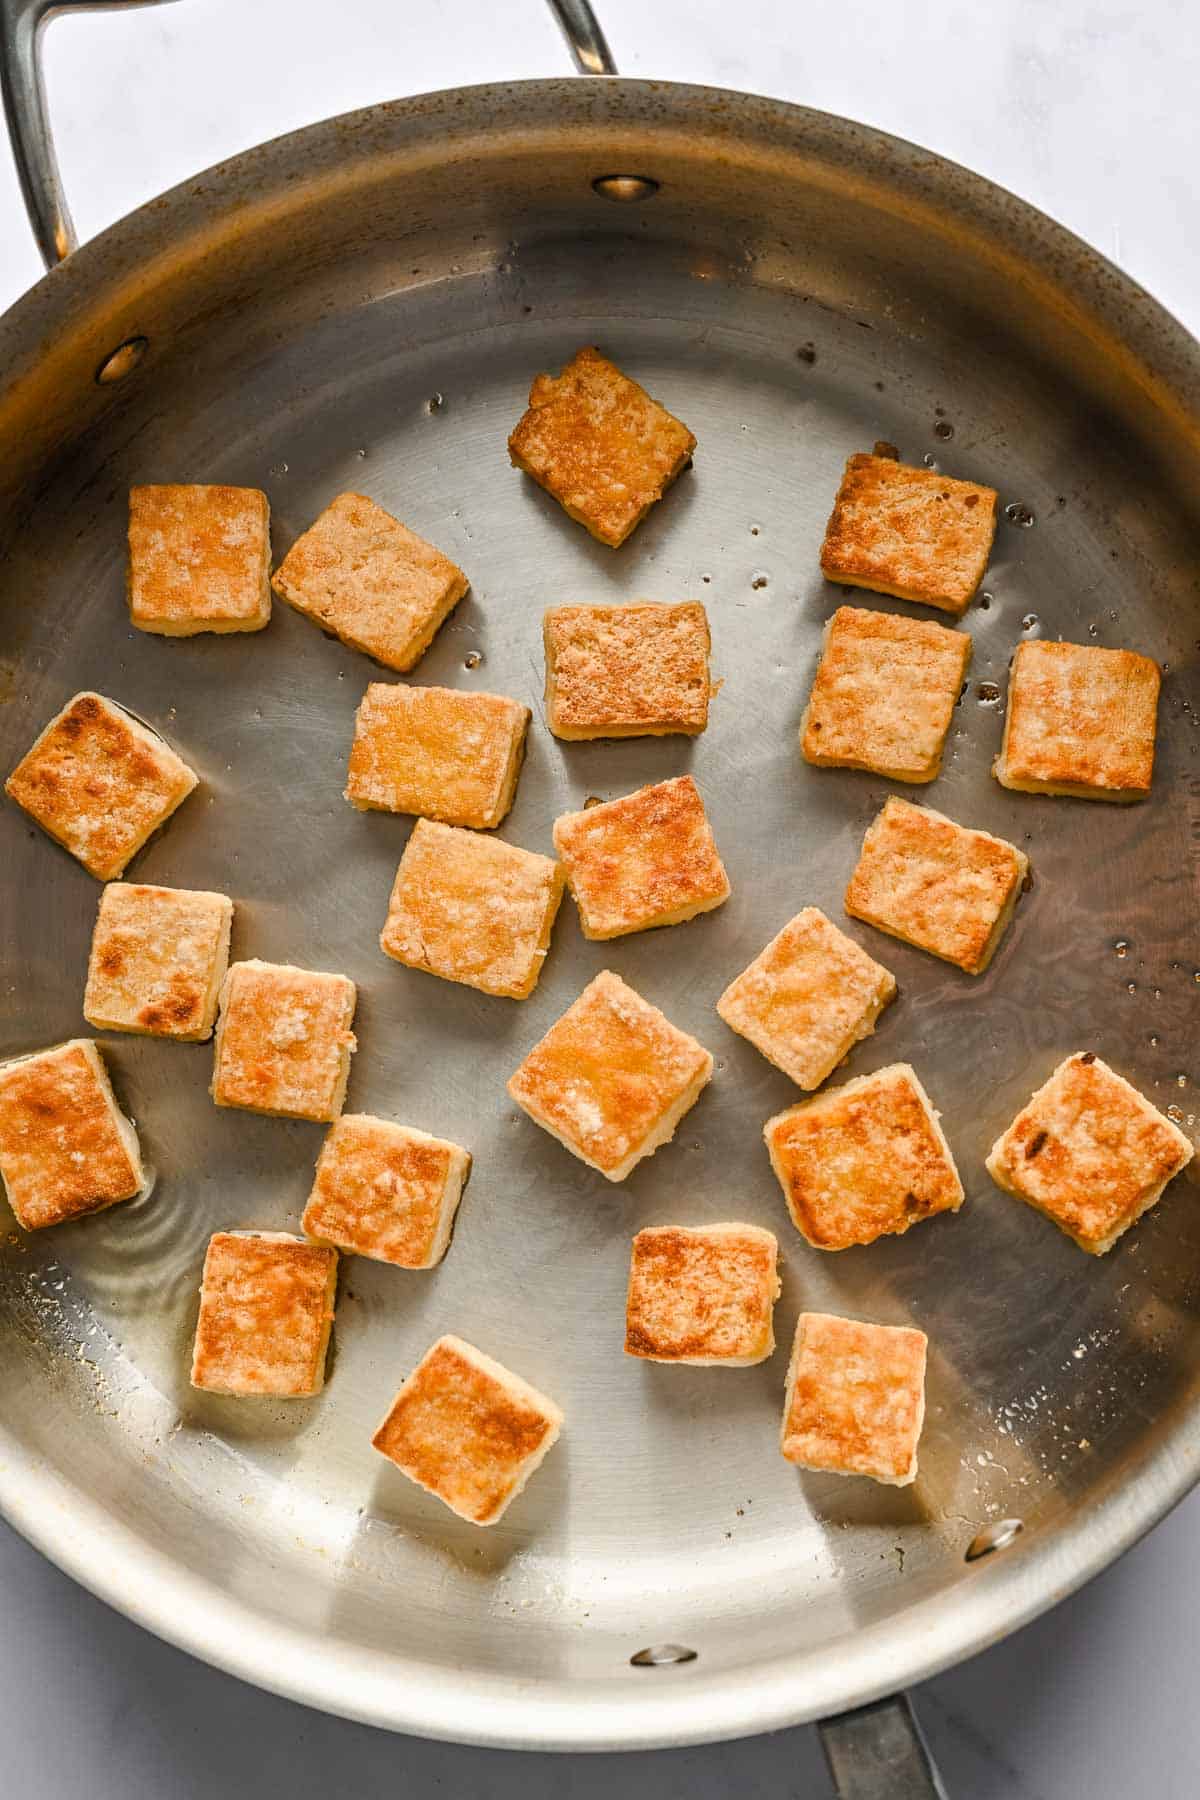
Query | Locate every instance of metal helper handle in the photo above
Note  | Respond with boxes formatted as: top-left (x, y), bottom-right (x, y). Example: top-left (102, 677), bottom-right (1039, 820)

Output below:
top-left (545, 0), bottom-right (617, 75)
top-left (820, 1694), bottom-right (949, 1800)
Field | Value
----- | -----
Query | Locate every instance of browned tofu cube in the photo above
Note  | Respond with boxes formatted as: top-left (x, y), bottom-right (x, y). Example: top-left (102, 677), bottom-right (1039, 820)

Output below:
top-left (553, 775), bottom-right (730, 941)
top-left (507, 969), bottom-right (713, 1182)
top-left (986, 1053), bottom-right (1194, 1254)
top-left (380, 818), bottom-right (564, 999)
top-left (781, 1312), bottom-right (928, 1485)
top-left (372, 1334), bottom-right (563, 1524)
top-left (128, 484), bottom-right (271, 636)
top-left (271, 492), bottom-right (468, 673)
top-left (508, 347), bottom-right (696, 547)
top-left (0, 1040), bottom-right (143, 1231)
top-left (190, 1231), bottom-right (338, 1397)
top-left (211, 960), bottom-right (357, 1122)
top-left (624, 1223), bottom-right (780, 1365)
top-left (800, 604), bottom-right (971, 782)
top-left (5, 691), bottom-right (198, 880)
top-left (83, 883), bottom-right (233, 1042)
top-left (820, 452), bottom-right (997, 615)
top-left (345, 682), bottom-right (530, 829)
top-left (543, 601), bottom-right (712, 739)
top-left (717, 907), bottom-right (896, 1091)
top-left (302, 1114), bottom-right (471, 1269)
top-left (844, 797), bottom-right (1028, 975)
top-left (994, 640), bottom-right (1161, 801)
top-left (764, 1063), bottom-right (963, 1250)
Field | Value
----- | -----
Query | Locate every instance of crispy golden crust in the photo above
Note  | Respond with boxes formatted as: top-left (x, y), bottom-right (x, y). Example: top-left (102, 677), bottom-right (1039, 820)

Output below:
top-left (84, 883), bottom-right (233, 1041)
top-left (0, 1040), bottom-right (143, 1231)
top-left (717, 907), bottom-right (896, 1091)
top-left (211, 960), bottom-right (357, 1122)
top-left (553, 774), bottom-right (730, 941)
top-left (302, 1114), bottom-right (470, 1268)
top-left (624, 1223), bottom-right (780, 1364)
top-left (781, 1312), bottom-right (927, 1485)
top-left (271, 493), bottom-right (468, 672)
top-left (543, 602), bottom-right (712, 738)
top-left (820, 453), bottom-right (997, 615)
top-left (994, 640), bottom-right (1161, 800)
top-left (190, 1231), bottom-right (338, 1397)
top-left (508, 347), bottom-right (696, 547)
top-left (800, 605), bottom-right (971, 781)
top-left (764, 1063), bottom-right (963, 1250)
top-left (372, 1335), bottom-right (563, 1525)
top-left (5, 692), bottom-right (198, 880)
top-left (128, 485), bottom-right (271, 636)
top-left (986, 1053), bottom-right (1194, 1254)
top-left (845, 797), bottom-right (1028, 975)
top-left (345, 682), bottom-right (530, 829)
top-left (507, 969), bottom-right (713, 1181)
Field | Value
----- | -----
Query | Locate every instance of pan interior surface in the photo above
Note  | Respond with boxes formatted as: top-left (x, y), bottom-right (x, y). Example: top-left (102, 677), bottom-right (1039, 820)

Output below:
top-left (0, 82), bottom-right (1198, 1748)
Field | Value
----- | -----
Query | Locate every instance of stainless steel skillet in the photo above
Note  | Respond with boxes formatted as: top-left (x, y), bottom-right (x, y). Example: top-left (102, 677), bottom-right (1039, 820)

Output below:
top-left (0, 1), bottom-right (1198, 1787)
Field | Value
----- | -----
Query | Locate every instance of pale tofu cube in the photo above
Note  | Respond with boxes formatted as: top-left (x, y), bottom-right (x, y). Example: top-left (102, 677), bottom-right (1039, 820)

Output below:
top-left (345, 682), bottom-right (530, 829)
top-left (820, 452), bottom-right (997, 615)
top-left (0, 1040), bottom-right (143, 1231)
top-left (553, 774), bottom-right (729, 941)
top-left (781, 1312), bottom-right (928, 1485)
top-left (128, 484), bottom-right (271, 636)
top-left (211, 960), bottom-right (357, 1122)
top-left (190, 1231), bottom-right (338, 1397)
top-left (994, 639), bottom-right (1161, 801)
top-left (302, 1114), bottom-right (470, 1269)
top-left (84, 882), bottom-right (233, 1041)
top-left (543, 601), bottom-right (712, 739)
top-left (624, 1223), bottom-right (780, 1365)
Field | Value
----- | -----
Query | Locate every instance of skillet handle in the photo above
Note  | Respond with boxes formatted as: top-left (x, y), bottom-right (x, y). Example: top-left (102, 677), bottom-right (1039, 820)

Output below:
top-left (819, 1694), bottom-right (949, 1799)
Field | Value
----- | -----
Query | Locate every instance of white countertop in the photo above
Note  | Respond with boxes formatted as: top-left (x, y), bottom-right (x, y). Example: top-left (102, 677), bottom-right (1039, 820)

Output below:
top-left (2, 3), bottom-right (1198, 1794)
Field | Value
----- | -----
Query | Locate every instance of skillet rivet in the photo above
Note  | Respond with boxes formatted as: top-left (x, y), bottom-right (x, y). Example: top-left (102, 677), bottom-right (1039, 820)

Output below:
top-left (95, 336), bottom-right (148, 385)
top-left (592, 174), bottom-right (659, 203)
top-left (965, 1518), bottom-right (1023, 1562)
top-left (630, 1644), bottom-right (698, 1667)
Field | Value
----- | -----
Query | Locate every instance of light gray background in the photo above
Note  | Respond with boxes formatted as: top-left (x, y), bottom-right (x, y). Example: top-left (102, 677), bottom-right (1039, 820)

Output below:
top-left (1, 3), bottom-right (1197, 1794)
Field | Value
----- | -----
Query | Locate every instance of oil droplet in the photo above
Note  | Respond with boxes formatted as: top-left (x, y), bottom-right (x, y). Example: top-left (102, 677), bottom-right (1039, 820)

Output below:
top-left (1087, 622), bottom-right (1099, 637)
top-left (1178, 1074), bottom-right (1188, 1089)
top-left (796, 343), bottom-right (816, 365)
top-left (922, 452), bottom-right (938, 469)
top-left (1021, 613), bottom-right (1040, 632)
top-left (934, 419), bottom-right (954, 440)
top-left (584, 795), bottom-right (603, 809)
top-left (355, 447), bottom-right (367, 459)
top-left (464, 650), bottom-right (482, 670)
top-left (1167, 1105), bottom-right (1185, 1124)
top-left (1150, 1034), bottom-right (1160, 1047)
top-left (751, 573), bottom-right (769, 590)
top-left (336, 670), bottom-right (345, 681)
top-left (1193, 971), bottom-right (1200, 984)
top-left (426, 393), bottom-right (444, 414)
top-left (1114, 940), bottom-right (1129, 958)
top-left (1127, 981), bottom-right (1137, 994)
top-left (269, 461), bottom-right (289, 477)
top-left (976, 682), bottom-right (1001, 705)
top-left (1005, 500), bottom-right (1036, 528)
top-left (979, 591), bottom-right (993, 611)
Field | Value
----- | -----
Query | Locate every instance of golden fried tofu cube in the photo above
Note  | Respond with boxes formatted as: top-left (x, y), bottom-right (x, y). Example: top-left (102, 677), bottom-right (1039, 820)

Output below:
top-left (508, 346), bottom-right (696, 548)
top-left (553, 775), bottom-right (730, 941)
top-left (800, 604), bottom-right (971, 782)
top-left (127, 484), bottom-right (271, 636)
top-left (345, 682), bottom-right (530, 829)
top-left (211, 960), bottom-right (357, 1122)
top-left (717, 907), bottom-right (896, 1091)
top-left (624, 1223), bottom-right (780, 1365)
top-left (5, 691), bottom-right (198, 880)
top-left (271, 492), bottom-right (468, 673)
top-left (994, 640), bottom-right (1161, 801)
top-left (507, 969), bottom-right (713, 1182)
top-left (781, 1312), bottom-right (928, 1485)
top-left (302, 1114), bottom-right (470, 1269)
top-left (380, 819), bottom-right (564, 999)
top-left (986, 1053), bottom-right (1194, 1254)
top-left (190, 1231), bottom-right (338, 1397)
top-left (543, 601), bottom-right (712, 739)
top-left (845, 796), bottom-right (1027, 975)
top-left (372, 1334), bottom-right (563, 1525)
top-left (765, 1063), bottom-right (963, 1250)
top-left (820, 452), bottom-right (997, 615)
top-left (0, 1040), bottom-right (143, 1231)
top-left (83, 883), bottom-right (233, 1042)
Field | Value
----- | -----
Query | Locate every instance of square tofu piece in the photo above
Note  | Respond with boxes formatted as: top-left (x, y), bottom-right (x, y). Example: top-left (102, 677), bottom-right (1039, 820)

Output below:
top-left (845, 797), bottom-right (1028, 975)
top-left (302, 1114), bottom-right (470, 1269)
top-left (781, 1312), bottom-right (928, 1485)
top-left (380, 818), bottom-right (564, 999)
top-left (190, 1231), bottom-right (338, 1397)
top-left (553, 775), bottom-right (730, 941)
top-left (84, 883), bottom-right (233, 1042)
top-left (994, 640), bottom-right (1161, 801)
top-left (800, 605), bottom-right (971, 782)
top-left (372, 1334), bottom-right (563, 1525)
top-left (211, 960), bottom-right (357, 1122)
top-left (0, 1040), bottom-right (143, 1231)
top-left (507, 969), bottom-right (713, 1182)
top-left (5, 691), bottom-right (198, 880)
top-left (986, 1053), bottom-right (1194, 1254)
top-left (624, 1223), bottom-right (780, 1365)
top-left (543, 601), bottom-right (712, 739)
top-left (271, 492), bottom-right (468, 673)
top-left (508, 346), bottom-right (696, 548)
top-left (128, 484), bottom-right (271, 636)
top-left (717, 907), bottom-right (896, 1091)
top-left (820, 453), bottom-right (998, 615)
top-left (345, 683), bottom-right (530, 829)
top-left (764, 1063), bottom-right (963, 1250)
